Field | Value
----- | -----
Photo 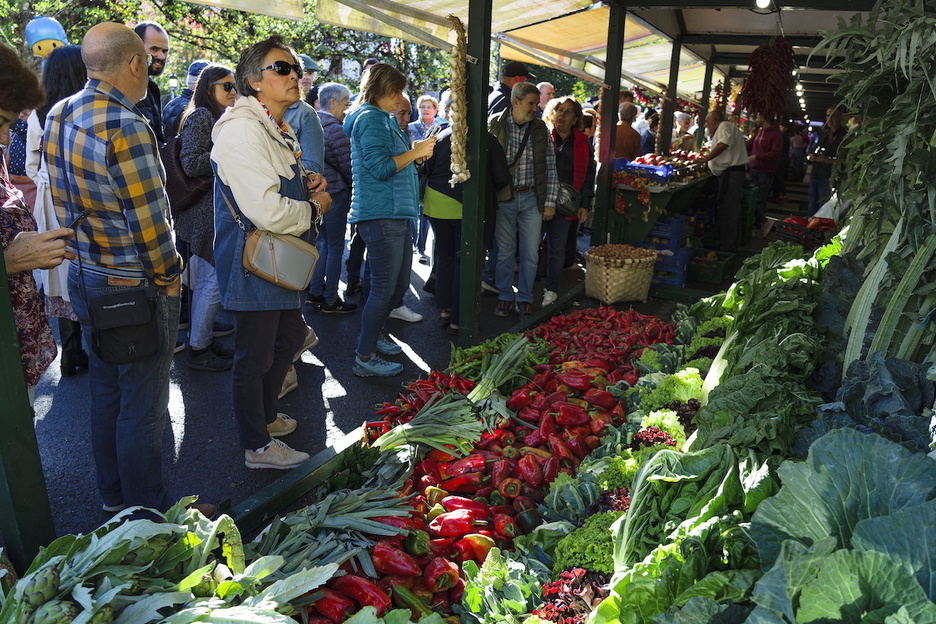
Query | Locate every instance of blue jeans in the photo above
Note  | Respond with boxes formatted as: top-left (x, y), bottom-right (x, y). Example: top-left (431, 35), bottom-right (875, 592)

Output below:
top-left (543, 216), bottom-right (572, 293)
top-left (309, 188), bottom-right (351, 303)
top-left (188, 255), bottom-right (220, 349)
top-left (482, 238), bottom-right (498, 286)
top-left (356, 218), bottom-right (412, 358)
top-left (68, 264), bottom-right (179, 511)
top-left (495, 190), bottom-right (542, 303)
top-left (809, 176), bottom-right (830, 214)
top-left (410, 212), bottom-right (430, 255)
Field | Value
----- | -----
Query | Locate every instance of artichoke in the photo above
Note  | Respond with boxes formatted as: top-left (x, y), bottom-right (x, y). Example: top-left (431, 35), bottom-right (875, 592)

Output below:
top-left (29, 599), bottom-right (79, 624)
top-left (88, 604), bottom-right (114, 624)
top-left (23, 566), bottom-right (61, 609)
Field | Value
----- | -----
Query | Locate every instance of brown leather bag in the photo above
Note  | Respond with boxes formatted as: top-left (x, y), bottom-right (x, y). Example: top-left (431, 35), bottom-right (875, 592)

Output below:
top-left (158, 134), bottom-right (213, 216)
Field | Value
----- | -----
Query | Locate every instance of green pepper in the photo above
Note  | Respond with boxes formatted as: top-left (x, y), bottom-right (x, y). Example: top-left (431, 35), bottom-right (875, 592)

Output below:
top-left (515, 508), bottom-right (542, 534)
top-left (403, 530), bottom-right (432, 557)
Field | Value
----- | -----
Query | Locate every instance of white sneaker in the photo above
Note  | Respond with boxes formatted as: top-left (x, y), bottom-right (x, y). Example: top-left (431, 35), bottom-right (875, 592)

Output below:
top-left (389, 305), bottom-right (422, 322)
top-left (278, 365), bottom-right (298, 399)
top-left (542, 290), bottom-right (558, 307)
top-left (267, 413), bottom-right (297, 437)
top-left (292, 325), bottom-right (319, 362)
top-left (244, 438), bottom-right (310, 469)
top-left (481, 281), bottom-right (498, 294)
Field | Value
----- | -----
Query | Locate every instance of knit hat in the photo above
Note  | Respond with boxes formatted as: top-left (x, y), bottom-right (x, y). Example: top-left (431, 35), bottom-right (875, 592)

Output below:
top-left (298, 54), bottom-right (320, 72)
top-left (186, 59), bottom-right (210, 89)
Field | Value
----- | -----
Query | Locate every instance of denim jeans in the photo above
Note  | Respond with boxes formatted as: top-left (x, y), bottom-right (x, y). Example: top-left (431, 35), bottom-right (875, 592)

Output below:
top-left (495, 190), bottom-right (543, 303)
top-left (410, 212), bottom-right (430, 255)
top-left (356, 218), bottom-right (412, 358)
top-left (482, 238), bottom-right (498, 286)
top-left (809, 176), bottom-right (831, 214)
top-left (309, 188), bottom-right (351, 303)
top-left (427, 216), bottom-right (461, 324)
top-left (68, 264), bottom-right (179, 511)
top-left (188, 255), bottom-right (220, 349)
top-left (231, 308), bottom-right (306, 451)
top-left (543, 216), bottom-right (572, 293)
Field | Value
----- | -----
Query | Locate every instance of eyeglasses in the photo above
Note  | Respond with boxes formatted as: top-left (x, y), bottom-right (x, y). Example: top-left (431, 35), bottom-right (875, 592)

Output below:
top-left (211, 81), bottom-right (237, 93)
top-left (261, 61), bottom-right (302, 77)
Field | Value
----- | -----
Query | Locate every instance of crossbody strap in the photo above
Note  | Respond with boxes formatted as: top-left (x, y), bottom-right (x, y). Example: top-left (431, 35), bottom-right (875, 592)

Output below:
top-left (508, 122), bottom-right (533, 169)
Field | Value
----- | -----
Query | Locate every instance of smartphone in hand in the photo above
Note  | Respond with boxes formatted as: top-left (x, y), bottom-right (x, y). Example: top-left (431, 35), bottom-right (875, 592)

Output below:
top-left (66, 211), bottom-right (88, 230)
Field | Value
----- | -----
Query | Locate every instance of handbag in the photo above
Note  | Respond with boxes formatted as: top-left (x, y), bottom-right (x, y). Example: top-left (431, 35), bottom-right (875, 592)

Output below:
top-left (87, 287), bottom-right (160, 364)
top-left (220, 187), bottom-right (319, 292)
top-left (555, 182), bottom-right (582, 218)
top-left (496, 123), bottom-right (533, 202)
top-left (158, 133), bottom-right (213, 216)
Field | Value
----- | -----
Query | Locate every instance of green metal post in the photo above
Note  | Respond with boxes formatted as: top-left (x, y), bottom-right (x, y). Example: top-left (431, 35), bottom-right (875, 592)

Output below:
top-left (591, 0), bottom-right (626, 247)
top-left (660, 35), bottom-right (682, 156)
top-left (698, 53), bottom-right (715, 148)
top-left (457, 0), bottom-right (493, 347)
top-left (0, 257), bottom-right (55, 572)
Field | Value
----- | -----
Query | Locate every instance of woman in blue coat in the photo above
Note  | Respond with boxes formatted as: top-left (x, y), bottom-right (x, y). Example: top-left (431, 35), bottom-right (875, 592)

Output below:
top-left (343, 63), bottom-right (436, 377)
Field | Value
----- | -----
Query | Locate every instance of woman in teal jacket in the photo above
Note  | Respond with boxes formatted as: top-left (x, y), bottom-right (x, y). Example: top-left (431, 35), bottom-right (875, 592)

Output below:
top-left (343, 63), bottom-right (435, 377)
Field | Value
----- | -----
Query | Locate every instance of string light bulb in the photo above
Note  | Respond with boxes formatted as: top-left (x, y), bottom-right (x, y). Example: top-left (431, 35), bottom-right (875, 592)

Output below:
top-left (756, 0), bottom-right (771, 9)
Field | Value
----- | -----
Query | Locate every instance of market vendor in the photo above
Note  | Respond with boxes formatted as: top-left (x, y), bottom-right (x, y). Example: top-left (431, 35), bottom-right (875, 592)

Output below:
top-left (699, 109), bottom-right (749, 249)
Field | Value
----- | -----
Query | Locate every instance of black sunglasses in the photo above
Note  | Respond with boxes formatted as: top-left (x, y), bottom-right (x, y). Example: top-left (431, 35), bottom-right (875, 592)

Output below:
top-left (261, 60), bottom-right (302, 77)
top-left (211, 81), bottom-right (237, 92)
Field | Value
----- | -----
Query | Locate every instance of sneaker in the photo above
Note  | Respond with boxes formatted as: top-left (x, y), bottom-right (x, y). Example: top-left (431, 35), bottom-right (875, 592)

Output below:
top-left (174, 340), bottom-right (186, 354)
top-left (494, 300), bottom-right (512, 317)
top-left (388, 305), bottom-right (422, 322)
top-left (278, 365), bottom-right (298, 399)
top-left (418, 254), bottom-right (430, 265)
top-left (321, 298), bottom-right (357, 314)
top-left (515, 301), bottom-right (534, 318)
top-left (306, 293), bottom-right (325, 307)
top-left (292, 326), bottom-right (319, 362)
top-left (189, 347), bottom-right (233, 371)
top-left (542, 290), bottom-right (558, 307)
top-left (244, 438), bottom-right (310, 469)
top-left (267, 413), bottom-right (297, 437)
top-left (481, 281), bottom-right (499, 294)
top-left (353, 354), bottom-right (403, 377)
top-left (345, 281), bottom-right (362, 297)
top-left (102, 502), bottom-right (125, 513)
top-left (212, 321), bottom-right (234, 337)
top-left (209, 341), bottom-right (234, 359)
top-left (376, 334), bottom-right (402, 355)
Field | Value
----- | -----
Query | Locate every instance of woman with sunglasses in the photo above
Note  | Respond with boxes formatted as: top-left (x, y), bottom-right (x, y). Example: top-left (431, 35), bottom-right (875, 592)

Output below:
top-left (344, 63), bottom-right (435, 377)
top-left (211, 37), bottom-right (331, 470)
top-left (174, 63), bottom-right (236, 372)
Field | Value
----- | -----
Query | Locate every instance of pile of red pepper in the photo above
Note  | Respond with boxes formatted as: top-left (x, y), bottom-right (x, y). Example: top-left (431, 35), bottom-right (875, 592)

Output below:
top-left (309, 308), bottom-right (677, 624)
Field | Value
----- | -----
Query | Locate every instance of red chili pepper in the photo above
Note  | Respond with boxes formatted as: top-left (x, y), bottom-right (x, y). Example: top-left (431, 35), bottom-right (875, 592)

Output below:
top-left (584, 435), bottom-right (602, 451)
top-left (505, 387), bottom-right (535, 411)
top-left (583, 388), bottom-right (618, 410)
top-left (378, 574), bottom-right (415, 594)
top-left (446, 454), bottom-right (488, 477)
top-left (555, 403), bottom-right (590, 427)
top-left (374, 403), bottom-right (402, 416)
top-left (473, 485), bottom-right (495, 501)
top-left (423, 557), bottom-right (461, 592)
top-left (331, 575), bottom-right (391, 615)
top-left (516, 454), bottom-right (543, 488)
top-left (428, 509), bottom-right (487, 536)
top-left (589, 410), bottom-right (613, 435)
top-left (500, 445), bottom-right (521, 460)
top-left (461, 533), bottom-right (495, 562)
top-left (430, 591), bottom-right (452, 612)
top-left (520, 446), bottom-right (552, 459)
top-left (416, 459), bottom-right (442, 482)
top-left (538, 414), bottom-right (558, 438)
top-left (522, 430), bottom-right (547, 447)
top-left (548, 434), bottom-right (578, 466)
top-left (440, 495), bottom-right (490, 516)
top-left (542, 456), bottom-right (560, 482)
top-left (476, 430), bottom-right (503, 449)
top-left (312, 588), bottom-right (356, 624)
top-left (490, 458), bottom-right (515, 485)
top-left (492, 513), bottom-right (517, 538)
top-left (429, 537), bottom-right (457, 558)
top-left (497, 477), bottom-right (523, 499)
top-left (451, 537), bottom-right (475, 562)
top-left (555, 371), bottom-right (591, 391)
top-left (513, 496), bottom-right (537, 513)
top-left (566, 436), bottom-right (590, 461)
top-left (442, 471), bottom-right (489, 493)
top-left (448, 577), bottom-right (466, 603)
top-left (371, 516), bottom-right (414, 531)
top-left (372, 541), bottom-right (421, 577)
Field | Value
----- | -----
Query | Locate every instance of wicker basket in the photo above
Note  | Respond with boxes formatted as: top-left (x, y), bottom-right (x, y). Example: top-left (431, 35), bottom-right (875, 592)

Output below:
top-left (585, 251), bottom-right (656, 304)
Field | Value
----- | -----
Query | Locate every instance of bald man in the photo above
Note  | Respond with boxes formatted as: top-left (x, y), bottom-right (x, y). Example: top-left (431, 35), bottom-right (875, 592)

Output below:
top-left (43, 23), bottom-right (207, 518)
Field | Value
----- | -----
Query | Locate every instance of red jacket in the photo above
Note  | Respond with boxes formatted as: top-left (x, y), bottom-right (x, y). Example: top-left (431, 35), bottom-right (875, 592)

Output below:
top-left (746, 124), bottom-right (783, 174)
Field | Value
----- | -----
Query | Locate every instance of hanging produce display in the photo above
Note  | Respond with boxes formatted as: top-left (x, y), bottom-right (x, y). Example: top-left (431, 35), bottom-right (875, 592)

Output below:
top-left (739, 37), bottom-right (796, 120)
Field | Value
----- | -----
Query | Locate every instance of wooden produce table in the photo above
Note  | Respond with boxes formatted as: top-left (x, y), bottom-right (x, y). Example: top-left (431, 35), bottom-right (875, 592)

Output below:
top-left (598, 175), bottom-right (708, 245)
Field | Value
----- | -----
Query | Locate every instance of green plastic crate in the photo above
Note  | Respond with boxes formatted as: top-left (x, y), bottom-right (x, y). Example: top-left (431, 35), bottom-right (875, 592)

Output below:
top-left (687, 249), bottom-right (736, 284)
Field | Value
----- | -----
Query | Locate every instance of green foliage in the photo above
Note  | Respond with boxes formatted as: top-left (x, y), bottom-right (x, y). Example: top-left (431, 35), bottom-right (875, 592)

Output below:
top-left (459, 548), bottom-right (544, 624)
top-left (553, 511), bottom-right (626, 574)
top-left (639, 368), bottom-right (704, 413)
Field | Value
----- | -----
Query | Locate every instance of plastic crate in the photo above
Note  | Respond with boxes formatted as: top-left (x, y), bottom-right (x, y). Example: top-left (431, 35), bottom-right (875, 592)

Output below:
top-left (773, 220), bottom-right (828, 251)
top-left (642, 216), bottom-right (686, 251)
top-left (654, 247), bottom-right (692, 273)
top-left (687, 249), bottom-right (736, 284)
top-left (613, 158), bottom-right (674, 183)
top-left (652, 268), bottom-right (687, 287)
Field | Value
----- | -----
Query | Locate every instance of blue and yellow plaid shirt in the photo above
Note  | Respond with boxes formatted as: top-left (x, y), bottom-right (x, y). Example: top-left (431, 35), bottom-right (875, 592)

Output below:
top-left (44, 79), bottom-right (181, 286)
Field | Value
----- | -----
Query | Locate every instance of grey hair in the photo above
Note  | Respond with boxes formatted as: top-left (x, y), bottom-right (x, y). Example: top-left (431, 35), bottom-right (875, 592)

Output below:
top-left (619, 102), bottom-right (638, 123)
top-left (707, 109), bottom-right (725, 124)
top-left (235, 35), bottom-right (300, 99)
top-left (511, 81), bottom-right (539, 102)
top-left (318, 82), bottom-right (351, 111)
top-left (676, 112), bottom-right (692, 124)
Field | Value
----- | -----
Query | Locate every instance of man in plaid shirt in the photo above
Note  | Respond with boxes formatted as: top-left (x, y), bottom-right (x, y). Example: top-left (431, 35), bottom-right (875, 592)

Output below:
top-left (44, 22), bottom-right (188, 516)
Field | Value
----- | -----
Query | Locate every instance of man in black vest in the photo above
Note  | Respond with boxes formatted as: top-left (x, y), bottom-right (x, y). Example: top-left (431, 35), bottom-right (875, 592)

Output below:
top-left (488, 82), bottom-right (558, 318)
top-left (133, 21), bottom-right (169, 144)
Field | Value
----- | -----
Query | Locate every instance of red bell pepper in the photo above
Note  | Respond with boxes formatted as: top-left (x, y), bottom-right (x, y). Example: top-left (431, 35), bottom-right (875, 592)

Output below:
top-left (429, 537), bottom-right (456, 558)
top-left (584, 435), bottom-right (602, 451)
top-left (461, 533), bottom-right (495, 562)
top-left (589, 410), bottom-right (613, 435)
top-left (371, 516), bottom-right (414, 531)
top-left (545, 391), bottom-right (567, 405)
top-left (378, 575), bottom-right (416, 594)
top-left (506, 387), bottom-right (535, 411)
top-left (440, 495), bottom-right (490, 516)
top-left (492, 513), bottom-right (517, 538)
top-left (372, 541), bottom-right (421, 577)
top-left (430, 592), bottom-right (452, 612)
top-left (566, 436), bottom-right (590, 461)
top-left (423, 557), bottom-right (461, 592)
top-left (517, 406), bottom-right (541, 424)
top-left (490, 458), bottom-right (514, 485)
top-left (500, 445), bottom-right (521, 460)
top-left (512, 495), bottom-right (537, 513)
top-left (555, 371), bottom-right (590, 391)
top-left (555, 403), bottom-right (590, 427)
top-left (442, 471), bottom-right (489, 493)
top-left (331, 575), bottom-right (391, 615)
top-left (548, 434), bottom-right (578, 467)
top-left (520, 485), bottom-right (544, 502)
top-left (312, 588), bottom-right (356, 624)
top-left (446, 454), bottom-right (488, 477)
top-left (428, 509), bottom-right (486, 536)
top-left (403, 530), bottom-right (432, 557)
top-left (451, 537), bottom-right (475, 562)
top-left (542, 456), bottom-right (560, 482)
top-left (583, 388), bottom-right (617, 410)
top-left (473, 485), bottom-right (495, 501)
top-left (583, 357), bottom-right (613, 372)
top-left (522, 430), bottom-right (547, 447)
top-left (517, 454), bottom-right (543, 488)
top-left (476, 430), bottom-right (503, 449)
top-left (497, 477), bottom-right (523, 499)
top-left (448, 578), bottom-right (466, 603)
top-left (538, 414), bottom-right (558, 438)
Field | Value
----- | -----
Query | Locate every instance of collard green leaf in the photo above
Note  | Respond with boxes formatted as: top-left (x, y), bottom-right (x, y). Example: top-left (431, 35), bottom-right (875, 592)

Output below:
top-left (246, 563), bottom-right (338, 606)
top-left (112, 591), bottom-right (192, 624)
top-left (751, 428), bottom-right (936, 570)
top-left (655, 597), bottom-right (752, 624)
